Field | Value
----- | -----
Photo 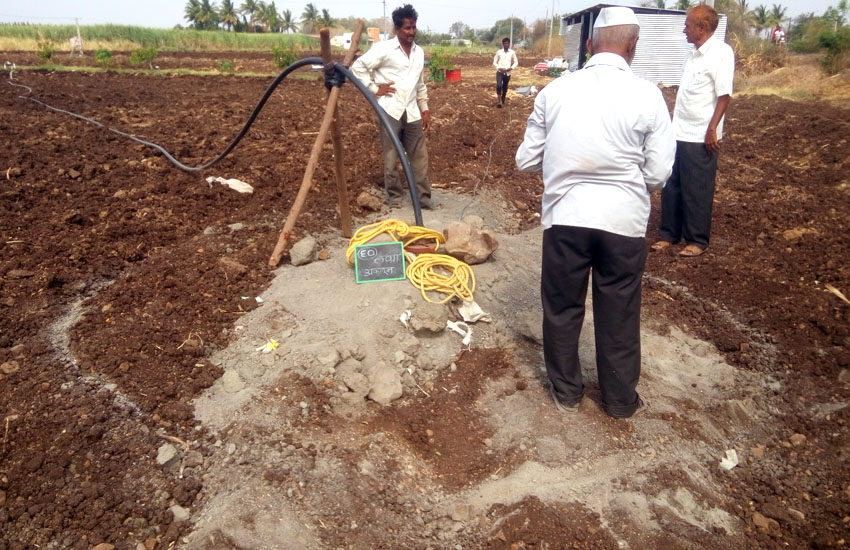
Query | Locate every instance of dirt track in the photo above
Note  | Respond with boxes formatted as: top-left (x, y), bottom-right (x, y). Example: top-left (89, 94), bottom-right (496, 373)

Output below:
top-left (0, 52), bottom-right (849, 549)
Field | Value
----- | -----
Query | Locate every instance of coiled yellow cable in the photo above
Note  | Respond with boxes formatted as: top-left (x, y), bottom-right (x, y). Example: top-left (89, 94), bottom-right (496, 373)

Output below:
top-left (406, 253), bottom-right (475, 304)
top-left (346, 220), bottom-right (445, 265)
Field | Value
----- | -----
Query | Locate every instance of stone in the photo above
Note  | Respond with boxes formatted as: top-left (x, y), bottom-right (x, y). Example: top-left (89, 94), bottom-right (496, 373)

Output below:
top-left (449, 503), bottom-right (475, 522)
top-left (156, 443), bottom-right (179, 467)
top-left (0, 361), bottom-right (20, 375)
top-left (67, 169), bottom-right (81, 179)
top-left (91, 544), bottom-right (115, 550)
top-left (839, 369), bottom-right (850, 383)
top-left (5, 270), bottom-right (34, 279)
top-left (221, 370), bottom-right (244, 393)
top-left (227, 222), bottom-right (245, 232)
top-left (356, 191), bottom-right (383, 211)
top-left (787, 507), bottom-right (805, 521)
top-left (753, 511), bottom-right (780, 532)
top-left (219, 257), bottom-right (248, 276)
top-left (183, 450), bottom-right (204, 468)
top-left (0, 489), bottom-right (5, 506)
top-left (751, 445), bottom-right (766, 459)
top-left (443, 221), bottom-right (499, 265)
top-left (417, 354), bottom-right (435, 371)
top-left (516, 311), bottom-right (544, 345)
top-left (341, 372), bottom-right (370, 396)
top-left (461, 215), bottom-right (485, 230)
top-left (789, 433), bottom-right (807, 447)
top-left (367, 363), bottom-right (403, 406)
top-left (333, 391), bottom-right (368, 418)
top-left (169, 504), bottom-right (190, 523)
top-left (409, 302), bottom-right (450, 334)
top-left (318, 348), bottom-right (341, 367)
top-left (318, 249), bottom-right (331, 261)
top-left (290, 236), bottom-right (318, 266)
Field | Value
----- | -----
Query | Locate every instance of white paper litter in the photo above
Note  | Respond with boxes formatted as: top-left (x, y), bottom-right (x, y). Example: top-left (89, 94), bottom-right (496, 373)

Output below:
top-left (400, 310), bottom-right (411, 328)
top-left (458, 301), bottom-right (491, 323)
top-left (446, 320), bottom-right (472, 347)
top-left (719, 449), bottom-right (739, 470)
top-left (206, 176), bottom-right (254, 194)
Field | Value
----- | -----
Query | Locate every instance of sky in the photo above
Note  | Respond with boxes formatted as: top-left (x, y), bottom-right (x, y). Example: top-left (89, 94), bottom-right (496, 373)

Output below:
top-left (0, 0), bottom-right (838, 34)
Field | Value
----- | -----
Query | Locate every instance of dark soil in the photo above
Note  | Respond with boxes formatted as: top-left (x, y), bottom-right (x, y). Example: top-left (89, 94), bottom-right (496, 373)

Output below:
top-left (0, 53), bottom-right (848, 549)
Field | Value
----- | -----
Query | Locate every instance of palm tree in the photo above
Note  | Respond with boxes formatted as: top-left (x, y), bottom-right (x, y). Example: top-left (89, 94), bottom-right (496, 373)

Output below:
top-left (240, 0), bottom-right (259, 31)
top-left (769, 3), bottom-right (787, 26)
top-left (281, 9), bottom-right (298, 33)
top-left (319, 8), bottom-right (333, 28)
top-left (750, 4), bottom-right (770, 37)
top-left (197, 0), bottom-right (219, 30)
top-left (301, 3), bottom-right (320, 33)
top-left (675, 0), bottom-right (694, 10)
top-left (655, 0), bottom-right (666, 8)
top-left (219, 0), bottom-right (238, 30)
top-left (264, 1), bottom-right (281, 32)
top-left (185, 0), bottom-right (201, 28)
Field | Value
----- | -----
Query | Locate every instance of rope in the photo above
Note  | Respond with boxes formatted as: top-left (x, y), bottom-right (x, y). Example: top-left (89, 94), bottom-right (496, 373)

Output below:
top-left (345, 220), bottom-right (444, 265)
top-left (406, 253), bottom-right (475, 304)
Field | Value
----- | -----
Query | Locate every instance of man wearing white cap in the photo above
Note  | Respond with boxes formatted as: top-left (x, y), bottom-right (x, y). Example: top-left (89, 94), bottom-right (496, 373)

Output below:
top-left (516, 6), bottom-right (675, 418)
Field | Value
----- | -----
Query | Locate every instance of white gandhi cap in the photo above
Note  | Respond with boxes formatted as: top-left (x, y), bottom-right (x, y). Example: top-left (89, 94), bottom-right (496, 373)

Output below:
top-left (594, 6), bottom-right (640, 29)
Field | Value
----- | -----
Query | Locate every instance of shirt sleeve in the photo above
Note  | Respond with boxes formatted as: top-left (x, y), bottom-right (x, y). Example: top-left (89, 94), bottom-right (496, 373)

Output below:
top-left (493, 52), bottom-right (500, 70)
top-left (416, 69), bottom-right (429, 113)
top-left (641, 90), bottom-right (676, 191)
top-left (515, 91), bottom-right (547, 173)
top-left (510, 51), bottom-right (518, 70)
top-left (714, 45), bottom-right (735, 97)
top-left (351, 46), bottom-right (382, 95)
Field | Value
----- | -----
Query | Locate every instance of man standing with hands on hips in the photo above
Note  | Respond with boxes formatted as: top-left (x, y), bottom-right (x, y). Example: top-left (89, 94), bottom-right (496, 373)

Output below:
top-left (516, 7), bottom-right (675, 418)
top-left (493, 37), bottom-right (518, 108)
top-left (652, 4), bottom-right (734, 257)
top-left (352, 4), bottom-right (433, 209)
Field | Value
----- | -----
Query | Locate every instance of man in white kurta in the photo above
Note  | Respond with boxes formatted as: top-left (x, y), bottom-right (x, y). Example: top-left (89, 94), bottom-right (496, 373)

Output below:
top-left (654, 4), bottom-right (734, 257)
top-left (351, 4), bottom-right (433, 209)
top-left (516, 7), bottom-right (675, 418)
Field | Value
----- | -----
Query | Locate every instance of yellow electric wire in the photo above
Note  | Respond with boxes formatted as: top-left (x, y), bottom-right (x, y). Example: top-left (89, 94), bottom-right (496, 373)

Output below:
top-left (346, 220), bottom-right (445, 265)
top-left (406, 253), bottom-right (475, 304)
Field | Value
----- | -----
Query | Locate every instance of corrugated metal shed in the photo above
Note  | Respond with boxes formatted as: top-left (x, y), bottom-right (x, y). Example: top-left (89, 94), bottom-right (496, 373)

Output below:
top-left (560, 4), bottom-right (728, 86)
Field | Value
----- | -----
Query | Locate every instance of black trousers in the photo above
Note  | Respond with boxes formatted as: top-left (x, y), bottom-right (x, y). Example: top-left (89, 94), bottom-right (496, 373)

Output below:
top-left (496, 71), bottom-right (510, 100)
top-left (541, 225), bottom-right (646, 418)
top-left (658, 140), bottom-right (719, 249)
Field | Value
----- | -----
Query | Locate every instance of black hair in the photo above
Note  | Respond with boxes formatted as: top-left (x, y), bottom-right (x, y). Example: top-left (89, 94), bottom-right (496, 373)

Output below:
top-left (392, 4), bottom-right (418, 28)
top-left (502, 37), bottom-right (510, 43)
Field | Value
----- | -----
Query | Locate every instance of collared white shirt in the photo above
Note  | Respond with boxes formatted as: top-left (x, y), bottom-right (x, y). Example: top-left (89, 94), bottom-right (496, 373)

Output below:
top-left (351, 37), bottom-right (429, 122)
top-left (673, 37), bottom-right (735, 142)
top-left (493, 48), bottom-right (518, 75)
top-left (515, 53), bottom-right (675, 238)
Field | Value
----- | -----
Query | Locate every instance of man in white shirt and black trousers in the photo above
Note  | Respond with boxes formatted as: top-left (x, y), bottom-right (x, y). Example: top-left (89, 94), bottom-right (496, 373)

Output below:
top-left (516, 7), bottom-right (675, 418)
top-left (493, 37), bottom-right (518, 108)
top-left (652, 4), bottom-right (734, 257)
top-left (352, 4), bottom-right (433, 209)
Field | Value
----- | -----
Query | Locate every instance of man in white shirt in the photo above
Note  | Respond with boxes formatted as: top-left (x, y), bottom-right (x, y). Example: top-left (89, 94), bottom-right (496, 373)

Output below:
top-left (351, 4), bottom-right (433, 209)
top-left (652, 4), bottom-right (734, 257)
top-left (493, 37), bottom-right (518, 108)
top-left (516, 7), bottom-right (675, 418)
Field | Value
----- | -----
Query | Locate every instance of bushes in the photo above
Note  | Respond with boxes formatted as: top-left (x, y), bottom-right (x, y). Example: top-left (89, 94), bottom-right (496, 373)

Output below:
top-left (272, 42), bottom-right (300, 69)
top-left (36, 41), bottom-right (54, 63)
top-left (427, 48), bottom-right (454, 82)
top-left (94, 49), bottom-right (113, 67)
top-left (129, 46), bottom-right (158, 69)
top-left (818, 26), bottom-right (850, 74)
top-left (219, 60), bottom-right (234, 74)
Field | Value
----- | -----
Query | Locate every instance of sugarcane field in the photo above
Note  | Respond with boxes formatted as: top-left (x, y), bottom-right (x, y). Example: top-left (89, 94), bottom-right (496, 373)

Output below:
top-left (1, 7), bottom-right (850, 550)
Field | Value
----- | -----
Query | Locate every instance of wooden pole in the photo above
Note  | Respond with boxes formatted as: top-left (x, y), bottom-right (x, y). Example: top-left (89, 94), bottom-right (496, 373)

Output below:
top-left (268, 21), bottom-right (364, 267)
top-left (321, 28), bottom-right (353, 239)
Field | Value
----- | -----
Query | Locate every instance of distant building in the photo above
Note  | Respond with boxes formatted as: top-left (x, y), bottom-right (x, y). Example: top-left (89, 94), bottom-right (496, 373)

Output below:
top-left (331, 32), bottom-right (354, 48)
top-left (560, 3), bottom-right (728, 85)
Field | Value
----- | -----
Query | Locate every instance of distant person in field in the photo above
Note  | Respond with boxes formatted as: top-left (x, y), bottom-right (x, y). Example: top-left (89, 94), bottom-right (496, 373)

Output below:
top-left (493, 37), bottom-right (518, 108)
top-left (351, 3), bottom-right (433, 210)
top-left (652, 4), bottom-right (734, 257)
top-left (516, 7), bottom-right (675, 418)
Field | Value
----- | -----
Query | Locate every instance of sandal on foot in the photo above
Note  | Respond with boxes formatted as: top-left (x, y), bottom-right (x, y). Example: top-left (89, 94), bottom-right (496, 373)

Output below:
top-left (651, 240), bottom-right (672, 251)
top-left (679, 244), bottom-right (706, 257)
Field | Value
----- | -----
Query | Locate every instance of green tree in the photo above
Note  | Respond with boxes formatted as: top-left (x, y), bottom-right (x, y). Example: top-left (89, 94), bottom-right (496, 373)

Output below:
top-left (319, 8), bottom-right (333, 28)
top-left (184, 0), bottom-right (202, 29)
top-left (656, 0), bottom-right (666, 8)
top-left (449, 21), bottom-right (469, 39)
top-left (751, 4), bottom-right (770, 37)
top-left (302, 3), bottom-right (320, 33)
top-left (240, 0), bottom-right (259, 31)
top-left (770, 3), bottom-right (788, 26)
top-left (219, 0), bottom-right (239, 30)
top-left (676, 0), bottom-right (694, 11)
top-left (281, 9), bottom-right (298, 33)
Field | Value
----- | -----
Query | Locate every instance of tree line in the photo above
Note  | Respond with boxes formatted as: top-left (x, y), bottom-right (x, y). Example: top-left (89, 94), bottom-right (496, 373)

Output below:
top-left (183, 1), bottom-right (334, 34)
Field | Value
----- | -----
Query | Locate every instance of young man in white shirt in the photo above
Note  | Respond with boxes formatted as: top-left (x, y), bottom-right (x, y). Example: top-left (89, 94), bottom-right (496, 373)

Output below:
top-left (493, 37), bottom-right (518, 108)
top-left (652, 4), bottom-right (734, 257)
top-left (516, 7), bottom-right (675, 418)
top-left (351, 4), bottom-right (433, 209)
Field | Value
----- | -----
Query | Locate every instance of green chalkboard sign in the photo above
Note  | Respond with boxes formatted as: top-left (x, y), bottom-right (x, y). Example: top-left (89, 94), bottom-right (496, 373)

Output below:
top-left (354, 241), bottom-right (407, 284)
